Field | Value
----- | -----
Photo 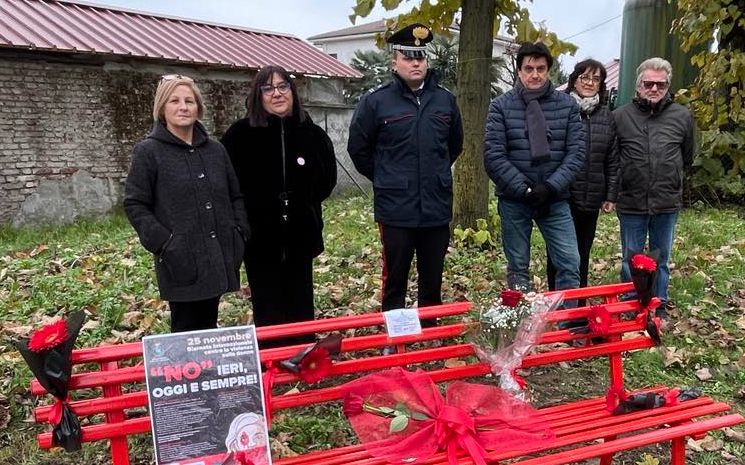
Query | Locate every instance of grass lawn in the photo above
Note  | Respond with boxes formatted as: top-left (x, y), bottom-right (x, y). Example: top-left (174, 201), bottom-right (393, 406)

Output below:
top-left (0, 194), bottom-right (743, 465)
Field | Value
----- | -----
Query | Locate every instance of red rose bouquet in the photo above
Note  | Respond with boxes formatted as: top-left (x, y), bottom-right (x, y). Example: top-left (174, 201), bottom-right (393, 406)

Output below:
top-left (15, 311), bottom-right (85, 451)
top-left (470, 290), bottom-right (564, 400)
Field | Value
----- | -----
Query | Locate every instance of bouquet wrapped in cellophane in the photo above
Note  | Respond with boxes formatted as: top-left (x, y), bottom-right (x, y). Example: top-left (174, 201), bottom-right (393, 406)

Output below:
top-left (470, 289), bottom-right (564, 400)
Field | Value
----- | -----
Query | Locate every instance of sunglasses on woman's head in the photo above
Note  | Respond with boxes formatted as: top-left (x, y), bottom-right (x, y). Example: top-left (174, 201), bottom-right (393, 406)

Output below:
top-left (161, 74), bottom-right (194, 82)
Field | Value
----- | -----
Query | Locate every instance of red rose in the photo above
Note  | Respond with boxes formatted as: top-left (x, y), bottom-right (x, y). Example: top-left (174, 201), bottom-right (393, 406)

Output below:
top-left (298, 346), bottom-right (332, 384)
top-left (631, 254), bottom-right (657, 272)
top-left (343, 393), bottom-right (364, 416)
top-left (588, 305), bottom-right (611, 336)
top-left (500, 289), bottom-right (523, 307)
top-left (28, 320), bottom-right (68, 352)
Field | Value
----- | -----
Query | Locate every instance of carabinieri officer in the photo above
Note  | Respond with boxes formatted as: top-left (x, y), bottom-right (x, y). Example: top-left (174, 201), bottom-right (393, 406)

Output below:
top-left (348, 23), bottom-right (463, 324)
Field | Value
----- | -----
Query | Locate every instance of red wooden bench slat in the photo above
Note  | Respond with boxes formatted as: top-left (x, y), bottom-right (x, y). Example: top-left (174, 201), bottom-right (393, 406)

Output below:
top-left (545, 297), bottom-right (660, 322)
top-left (38, 416), bottom-right (151, 449)
top-left (270, 344), bottom-right (477, 385)
top-left (521, 336), bottom-right (655, 368)
top-left (257, 302), bottom-right (471, 340)
top-left (508, 414), bottom-right (745, 465)
top-left (35, 391), bottom-right (148, 423)
top-left (31, 365), bottom-right (144, 395)
top-left (544, 282), bottom-right (634, 299)
top-left (261, 324), bottom-right (467, 362)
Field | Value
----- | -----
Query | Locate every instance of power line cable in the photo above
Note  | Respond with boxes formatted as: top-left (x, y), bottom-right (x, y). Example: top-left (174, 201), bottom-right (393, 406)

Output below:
top-left (562, 14), bottom-right (622, 41)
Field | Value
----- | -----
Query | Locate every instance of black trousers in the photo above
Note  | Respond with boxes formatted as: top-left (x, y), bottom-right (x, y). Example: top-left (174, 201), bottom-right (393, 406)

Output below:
top-left (246, 254), bottom-right (315, 348)
top-left (547, 205), bottom-right (600, 306)
top-left (379, 224), bottom-right (450, 327)
top-left (169, 296), bottom-right (220, 332)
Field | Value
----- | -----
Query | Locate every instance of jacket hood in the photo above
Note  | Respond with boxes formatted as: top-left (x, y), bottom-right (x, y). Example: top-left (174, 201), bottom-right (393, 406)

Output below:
top-left (149, 120), bottom-right (209, 147)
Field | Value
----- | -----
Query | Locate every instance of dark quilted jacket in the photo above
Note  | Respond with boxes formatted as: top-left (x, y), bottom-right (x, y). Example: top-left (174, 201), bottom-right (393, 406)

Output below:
top-left (568, 104), bottom-right (619, 211)
top-left (483, 87), bottom-right (584, 200)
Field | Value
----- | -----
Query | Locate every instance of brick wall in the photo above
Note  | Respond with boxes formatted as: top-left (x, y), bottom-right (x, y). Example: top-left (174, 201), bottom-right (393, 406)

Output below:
top-left (0, 52), bottom-right (361, 226)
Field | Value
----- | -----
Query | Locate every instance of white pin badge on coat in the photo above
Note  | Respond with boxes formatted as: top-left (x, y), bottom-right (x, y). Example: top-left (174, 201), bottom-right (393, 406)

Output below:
top-left (297, 157), bottom-right (306, 166)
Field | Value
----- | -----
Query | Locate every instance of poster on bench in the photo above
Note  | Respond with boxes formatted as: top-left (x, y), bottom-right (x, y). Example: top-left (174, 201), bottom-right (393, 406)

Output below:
top-left (143, 326), bottom-right (272, 465)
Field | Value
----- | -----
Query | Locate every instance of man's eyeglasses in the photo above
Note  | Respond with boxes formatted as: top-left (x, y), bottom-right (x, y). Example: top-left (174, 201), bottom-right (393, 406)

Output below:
top-left (260, 82), bottom-right (291, 96)
top-left (641, 80), bottom-right (669, 90)
top-left (161, 74), bottom-right (194, 82)
top-left (579, 74), bottom-right (601, 85)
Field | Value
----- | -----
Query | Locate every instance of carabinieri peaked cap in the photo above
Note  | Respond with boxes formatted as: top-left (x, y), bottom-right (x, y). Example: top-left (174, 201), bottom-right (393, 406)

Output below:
top-left (386, 23), bottom-right (433, 58)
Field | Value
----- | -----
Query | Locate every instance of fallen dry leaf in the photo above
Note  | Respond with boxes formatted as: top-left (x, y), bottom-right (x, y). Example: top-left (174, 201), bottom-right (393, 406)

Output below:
top-left (444, 358), bottom-right (466, 368)
top-left (695, 367), bottom-right (713, 381)
top-left (724, 427), bottom-right (745, 443)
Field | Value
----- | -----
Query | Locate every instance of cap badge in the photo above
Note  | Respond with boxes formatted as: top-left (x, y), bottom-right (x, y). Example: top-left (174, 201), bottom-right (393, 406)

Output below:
top-left (412, 26), bottom-right (429, 46)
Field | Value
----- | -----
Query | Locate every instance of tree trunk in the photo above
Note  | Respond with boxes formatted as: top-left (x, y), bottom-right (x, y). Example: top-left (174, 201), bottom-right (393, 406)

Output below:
top-left (452, 0), bottom-right (496, 230)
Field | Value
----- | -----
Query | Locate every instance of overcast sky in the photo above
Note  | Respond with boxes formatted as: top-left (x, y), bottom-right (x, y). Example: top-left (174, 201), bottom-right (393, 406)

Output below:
top-left (84, 0), bottom-right (625, 71)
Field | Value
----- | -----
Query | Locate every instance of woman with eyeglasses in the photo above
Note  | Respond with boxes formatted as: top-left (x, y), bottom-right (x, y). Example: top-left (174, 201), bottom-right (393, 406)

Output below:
top-left (124, 75), bottom-right (249, 332)
top-left (546, 59), bottom-right (619, 306)
top-left (221, 66), bottom-right (337, 347)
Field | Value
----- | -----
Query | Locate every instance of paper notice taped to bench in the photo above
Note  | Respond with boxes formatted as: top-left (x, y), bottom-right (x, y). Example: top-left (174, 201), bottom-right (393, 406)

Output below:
top-left (384, 308), bottom-right (422, 338)
top-left (143, 326), bottom-right (272, 465)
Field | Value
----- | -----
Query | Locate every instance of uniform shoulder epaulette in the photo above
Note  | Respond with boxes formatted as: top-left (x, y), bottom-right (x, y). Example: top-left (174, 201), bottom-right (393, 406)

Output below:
top-left (367, 82), bottom-right (390, 94)
top-left (437, 84), bottom-right (454, 95)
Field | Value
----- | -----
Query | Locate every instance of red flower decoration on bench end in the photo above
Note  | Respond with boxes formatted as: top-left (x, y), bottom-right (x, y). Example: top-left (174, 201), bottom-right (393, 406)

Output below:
top-left (587, 306), bottom-right (611, 336)
top-left (298, 346), bottom-right (332, 383)
top-left (631, 254), bottom-right (657, 272)
top-left (29, 320), bottom-right (68, 352)
top-left (15, 311), bottom-right (86, 452)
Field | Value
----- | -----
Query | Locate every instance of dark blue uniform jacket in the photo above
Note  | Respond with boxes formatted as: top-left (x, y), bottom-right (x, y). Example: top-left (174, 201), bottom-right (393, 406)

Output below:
top-left (348, 71), bottom-right (463, 227)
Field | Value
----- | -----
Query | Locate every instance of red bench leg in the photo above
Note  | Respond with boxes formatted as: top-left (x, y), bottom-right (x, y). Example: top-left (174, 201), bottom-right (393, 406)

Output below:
top-left (101, 361), bottom-right (131, 465)
top-left (671, 437), bottom-right (686, 465)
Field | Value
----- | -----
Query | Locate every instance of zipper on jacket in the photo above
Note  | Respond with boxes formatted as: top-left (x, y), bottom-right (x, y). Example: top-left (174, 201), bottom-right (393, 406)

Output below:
top-left (584, 115), bottom-right (591, 202)
top-left (279, 119), bottom-right (289, 262)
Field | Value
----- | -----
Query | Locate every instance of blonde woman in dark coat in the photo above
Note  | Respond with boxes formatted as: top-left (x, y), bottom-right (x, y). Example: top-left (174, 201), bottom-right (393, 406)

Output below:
top-left (124, 75), bottom-right (249, 332)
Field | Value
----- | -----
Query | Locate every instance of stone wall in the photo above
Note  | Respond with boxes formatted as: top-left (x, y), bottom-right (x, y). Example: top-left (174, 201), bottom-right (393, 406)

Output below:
top-left (0, 51), bottom-right (363, 226)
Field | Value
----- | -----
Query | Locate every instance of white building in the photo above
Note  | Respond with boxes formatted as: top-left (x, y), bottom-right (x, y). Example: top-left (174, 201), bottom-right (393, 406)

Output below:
top-left (308, 19), bottom-right (514, 66)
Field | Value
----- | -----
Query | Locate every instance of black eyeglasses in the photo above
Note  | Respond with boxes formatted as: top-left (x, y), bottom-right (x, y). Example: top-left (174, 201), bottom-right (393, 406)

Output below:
top-left (579, 74), bottom-right (601, 85)
top-left (161, 74), bottom-right (194, 82)
top-left (260, 82), bottom-right (291, 95)
top-left (641, 80), bottom-right (669, 90)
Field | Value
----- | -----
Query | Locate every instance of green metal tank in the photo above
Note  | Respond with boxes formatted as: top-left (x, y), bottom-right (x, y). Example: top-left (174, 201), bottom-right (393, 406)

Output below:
top-left (616, 0), bottom-right (702, 107)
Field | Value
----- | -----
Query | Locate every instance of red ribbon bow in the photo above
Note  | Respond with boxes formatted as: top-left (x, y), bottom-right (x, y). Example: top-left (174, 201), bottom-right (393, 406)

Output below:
top-left (48, 396), bottom-right (69, 425)
top-left (435, 405), bottom-right (488, 465)
top-left (342, 368), bottom-right (554, 465)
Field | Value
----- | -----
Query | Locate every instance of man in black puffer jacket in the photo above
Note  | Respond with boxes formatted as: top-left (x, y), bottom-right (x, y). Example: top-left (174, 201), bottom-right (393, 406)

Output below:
top-left (614, 57), bottom-right (695, 310)
top-left (484, 42), bottom-right (584, 299)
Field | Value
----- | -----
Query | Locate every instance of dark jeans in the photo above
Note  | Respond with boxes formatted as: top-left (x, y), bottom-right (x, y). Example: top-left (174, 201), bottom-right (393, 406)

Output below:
top-left (246, 254), bottom-right (315, 348)
top-left (547, 205), bottom-right (599, 307)
top-left (618, 212), bottom-right (679, 304)
top-left (379, 224), bottom-right (450, 327)
top-left (169, 296), bottom-right (220, 332)
top-left (498, 199), bottom-right (580, 307)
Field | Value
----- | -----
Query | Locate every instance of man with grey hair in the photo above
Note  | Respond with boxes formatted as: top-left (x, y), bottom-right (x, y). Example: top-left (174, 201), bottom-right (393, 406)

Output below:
top-left (614, 57), bottom-right (695, 316)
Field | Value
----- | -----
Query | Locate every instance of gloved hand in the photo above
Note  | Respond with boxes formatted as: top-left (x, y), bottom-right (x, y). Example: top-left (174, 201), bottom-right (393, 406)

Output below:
top-left (525, 183), bottom-right (555, 208)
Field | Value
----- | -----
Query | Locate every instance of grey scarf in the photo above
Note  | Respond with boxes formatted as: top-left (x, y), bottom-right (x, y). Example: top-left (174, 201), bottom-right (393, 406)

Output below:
top-left (570, 91), bottom-right (600, 115)
top-left (515, 79), bottom-right (553, 166)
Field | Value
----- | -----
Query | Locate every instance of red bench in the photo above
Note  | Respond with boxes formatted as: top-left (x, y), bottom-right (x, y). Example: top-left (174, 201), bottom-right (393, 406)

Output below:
top-left (29, 283), bottom-right (743, 465)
